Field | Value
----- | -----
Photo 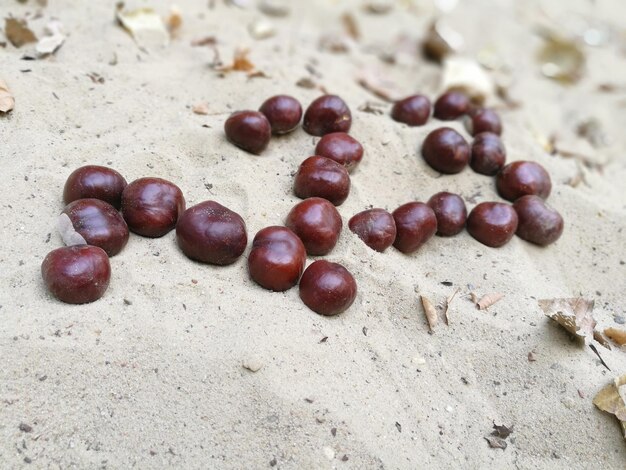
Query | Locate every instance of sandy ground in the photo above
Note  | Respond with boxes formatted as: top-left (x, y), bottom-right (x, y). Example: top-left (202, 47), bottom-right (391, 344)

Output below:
top-left (1, 0), bottom-right (625, 468)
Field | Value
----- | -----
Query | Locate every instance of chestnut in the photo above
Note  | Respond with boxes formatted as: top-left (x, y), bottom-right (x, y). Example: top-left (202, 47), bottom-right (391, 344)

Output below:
top-left (121, 177), bottom-right (185, 238)
top-left (467, 108), bottom-right (502, 136)
top-left (421, 127), bottom-right (470, 174)
top-left (299, 260), bottom-right (357, 316)
top-left (392, 202), bottom-right (437, 253)
top-left (259, 95), bottom-right (302, 134)
top-left (303, 95), bottom-right (352, 136)
top-left (224, 110), bottom-right (271, 154)
top-left (390, 95), bottom-right (431, 126)
top-left (513, 195), bottom-right (564, 246)
top-left (496, 161), bottom-right (552, 202)
top-left (293, 156), bottom-right (350, 206)
top-left (426, 192), bottom-right (467, 236)
top-left (285, 197), bottom-right (342, 255)
top-left (433, 91), bottom-right (470, 120)
top-left (176, 200), bottom-right (247, 265)
top-left (61, 198), bottom-right (129, 256)
top-left (63, 165), bottom-right (127, 209)
top-left (314, 132), bottom-right (363, 172)
top-left (467, 202), bottom-right (518, 247)
top-left (470, 132), bottom-right (506, 176)
top-left (41, 245), bottom-right (111, 304)
top-left (248, 226), bottom-right (306, 291)
top-left (348, 208), bottom-right (397, 252)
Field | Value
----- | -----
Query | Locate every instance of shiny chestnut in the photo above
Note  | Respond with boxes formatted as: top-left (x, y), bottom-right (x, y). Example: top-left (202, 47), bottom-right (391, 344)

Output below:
top-left (421, 127), bottom-right (470, 174)
top-left (303, 95), bottom-right (352, 136)
top-left (63, 165), bottom-right (127, 209)
top-left (294, 156), bottom-right (350, 206)
top-left (41, 245), bottom-right (111, 304)
top-left (467, 202), bottom-right (518, 247)
top-left (513, 195), bottom-right (564, 246)
top-left (467, 108), bottom-right (502, 136)
top-left (121, 177), bottom-right (185, 238)
top-left (314, 132), bottom-right (363, 172)
top-left (433, 91), bottom-right (470, 120)
top-left (470, 132), bottom-right (506, 176)
top-left (248, 226), bottom-right (306, 291)
top-left (391, 95), bottom-right (431, 126)
top-left (392, 202), bottom-right (437, 253)
top-left (61, 199), bottom-right (129, 256)
top-left (176, 200), bottom-right (247, 265)
top-left (348, 208), bottom-right (397, 252)
top-left (496, 161), bottom-right (552, 202)
top-left (285, 197), bottom-right (342, 255)
top-left (224, 110), bottom-right (271, 154)
top-left (259, 95), bottom-right (302, 134)
top-left (426, 192), bottom-right (467, 236)
top-left (299, 260), bottom-right (357, 316)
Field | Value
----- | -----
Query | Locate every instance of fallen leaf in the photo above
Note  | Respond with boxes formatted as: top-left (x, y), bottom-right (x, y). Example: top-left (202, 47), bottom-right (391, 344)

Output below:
top-left (422, 19), bottom-right (463, 63)
top-left (604, 327), bottom-right (626, 346)
top-left (476, 293), bottom-right (504, 310)
top-left (492, 422), bottom-right (513, 439)
top-left (485, 436), bottom-right (507, 450)
top-left (116, 7), bottom-right (169, 48)
top-left (441, 57), bottom-right (495, 104)
top-left (5, 18), bottom-right (37, 48)
top-left (191, 36), bottom-right (217, 47)
top-left (539, 298), bottom-right (596, 342)
top-left (356, 69), bottom-right (402, 102)
top-left (593, 330), bottom-right (612, 349)
top-left (296, 77), bottom-right (316, 89)
top-left (36, 20), bottom-right (65, 57)
top-left (217, 48), bottom-right (255, 73)
top-left (0, 79), bottom-right (15, 113)
top-left (443, 287), bottom-right (460, 324)
top-left (341, 13), bottom-right (360, 40)
top-left (527, 351), bottom-right (537, 362)
top-left (537, 33), bottom-right (585, 84)
top-left (593, 375), bottom-right (626, 438)
top-left (319, 34), bottom-right (350, 54)
top-left (420, 295), bottom-right (438, 332)
top-left (166, 5), bottom-right (183, 37)
top-left (192, 102), bottom-right (209, 115)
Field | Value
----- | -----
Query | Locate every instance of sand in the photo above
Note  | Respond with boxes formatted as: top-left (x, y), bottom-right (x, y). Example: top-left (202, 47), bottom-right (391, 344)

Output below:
top-left (1, 0), bottom-right (625, 468)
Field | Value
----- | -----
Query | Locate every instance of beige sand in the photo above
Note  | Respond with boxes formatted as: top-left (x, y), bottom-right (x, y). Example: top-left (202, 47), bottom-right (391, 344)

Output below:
top-left (1, 0), bottom-right (625, 468)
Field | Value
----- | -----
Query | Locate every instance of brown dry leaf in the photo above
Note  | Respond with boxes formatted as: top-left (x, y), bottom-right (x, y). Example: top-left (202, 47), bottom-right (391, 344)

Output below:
top-left (443, 287), bottom-right (460, 325)
top-left (319, 34), bottom-right (349, 54)
top-left (192, 102), bottom-right (209, 115)
top-left (116, 7), bottom-right (169, 48)
top-left (604, 327), bottom-right (626, 346)
top-left (217, 48), bottom-right (255, 73)
top-left (166, 5), bottom-right (183, 37)
top-left (485, 436), bottom-right (507, 450)
top-left (0, 79), bottom-right (15, 113)
top-left (593, 375), bottom-right (626, 438)
top-left (492, 422), bottom-right (513, 439)
top-left (191, 36), bottom-right (217, 47)
top-left (356, 70), bottom-right (402, 102)
top-left (422, 19), bottom-right (463, 63)
top-left (476, 293), bottom-right (504, 310)
top-left (539, 298), bottom-right (596, 342)
top-left (5, 18), bottom-right (38, 48)
top-left (296, 77), bottom-right (316, 89)
top-left (537, 34), bottom-right (585, 84)
top-left (593, 330), bottom-right (612, 349)
top-left (420, 296), bottom-right (438, 332)
top-left (341, 13), bottom-right (360, 40)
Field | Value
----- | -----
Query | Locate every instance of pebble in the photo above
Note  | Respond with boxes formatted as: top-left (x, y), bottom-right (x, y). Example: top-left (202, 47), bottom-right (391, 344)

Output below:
top-left (562, 397), bottom-right (575, 409)
top-left (242, 357), bottom-right (264, 372)
top-left (323, 446), bottom-right (335, 460)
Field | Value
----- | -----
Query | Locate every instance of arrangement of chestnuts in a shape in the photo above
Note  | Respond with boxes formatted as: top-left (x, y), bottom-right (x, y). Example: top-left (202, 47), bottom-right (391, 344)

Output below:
top-left (41, 90), bottom-right (564, 317)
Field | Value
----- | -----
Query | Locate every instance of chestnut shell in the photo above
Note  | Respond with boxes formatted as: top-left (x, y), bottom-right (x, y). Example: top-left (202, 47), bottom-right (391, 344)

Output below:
top-left (293, 156), bottom-right (351, 206)
top-left (285, 197), bottom-right (342, 255)
top-left (513, 195), bottom-right (564, 246)
top-left (466, 202), bottom-right (518, 248)
top-left (314, 132), bottom-right (364, 172)
top-left (426, 192), bottom-right (467, 236)
top-left (392, 202), bottom-right (437, 253)
top-left (63, 165), bottom-right (127, 209)
top-left (391, 95), bottom-right (431, 126)
top-left (421, 127), bottom-right (470, 174)
top-left (299, 260), bottom-right (357, 316)
top-left (496, 161), bottom-right (552, 202)
top-left (348, 208), bottom-right (397, 252)
top-left (303, 95), bottom-right (352, 136)
top-left (224, 110), bottom-right (271, 154)
top-left (259, 95), bottom-right (302, 134)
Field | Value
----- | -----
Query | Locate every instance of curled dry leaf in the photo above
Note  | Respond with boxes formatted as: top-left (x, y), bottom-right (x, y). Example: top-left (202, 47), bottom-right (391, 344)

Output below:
top-left (604, 327), bottom-right (626, 346)
top-left (217, 48), bottom-right (255, 73)
top-left (5, 18), bottom-right (38, 48)
top-left (484, 436), bottom-right (507, 450)
top-left (192, 102), bottom-right (209, 115)
top-left (166, 5), bottom-right (183, 37)
top-left (476, 292), bottom-right (504, 310)
top-left (593, 330), bottom-right (612, 349)
top-left (422, 19), bottom-right (463, 63)
top-left (116, 7), bottom-right (169, 48)
top-left (492, 422), bottom-right (513, 439)
top-left (0, 79), bottom-right (15, 113)
top-left (443, 287), bottom-right (460, 324)
top-left (593, 375), bottom-right (626, 438)
top-left (539, 298), bottom-right (596, 342)
top-left (420, 295), bottom-right (438, 332)
top-left (440, 57), bottom-right (495, 104)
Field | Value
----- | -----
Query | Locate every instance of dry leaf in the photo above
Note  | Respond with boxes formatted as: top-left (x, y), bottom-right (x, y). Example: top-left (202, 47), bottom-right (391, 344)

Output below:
top-left (420, 296), bottom-right (438, 332)
top-left (5, 18), bottom-right (37, 48)
top-left (537, 34), bottom-right (585, 84)
top-left (242, 357), bottom-right (263, 372)
top-left (476, 293), bottom-right (504, 310)
top-left (341, 13), bottom-right (360, 40)
top-left (191, 36), bottom-right (217, 47)
top-left (485, 436), bottom-right (507, 450)
top-left (166, 5), bottom-right (183, 37)
top-left (441, 56), bottom-right (495, 104)
top-left (57, 214), bottom-right (87, 247)
top-left (296, 77), bottom-right (316, 89)
top-left (422, 19), bottom-right (463, 63)
top-left (192, 102), bottom-right (209, 115)
top-left (217, 48), bottom-right (255, 72)
top-left (593, 375), bottom-right (626, 438)
top-left (443, 287), bottom-right (459, 324)
top-left (319, 34), bottom-right (349, 54)
top-left (116, 7), bottom-right (169, 47)
top-left (0, 79), bottom-right (15, 113)
top-left (539, 298), bottom-right (596, 342)
top-left (593, 330), bottom-right (612, 349)
top-left (356, 70), bottom-right (402, 102)
top-left (604, 327), bottom-right (626, 346)
top-left (36, 20), bottom-right (65, 56)
top-left (492, 422), bottom-right (513, 439)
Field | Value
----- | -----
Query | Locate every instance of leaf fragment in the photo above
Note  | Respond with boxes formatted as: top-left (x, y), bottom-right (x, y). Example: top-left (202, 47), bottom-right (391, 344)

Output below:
top-left (492, 422), bottom-right (513, 439)
top-left (116, 7), bottom-right (169, 48)
top-left (485, 436), bottom-right (507, 449)
top-left (539, 298), bottom-right (596, 342)
top-left (192, 102), bottom-right (209, 115)
top-left (604, 327), bottom-right (626, 346)
top-left (36, 20), bottom-right (65, 57)
top-left (476, 292), bottom-right (504, 310)
top-left (0, 79), bottom-right (15, 113)
top-left (420, 295), bottom-right (438, 332)
top-left (217, 48), bottom-right (255, 73)
top-left (57, 214), bottom-right (87, 247)
top-left (5, 18), bottom-right (37, 48)
top-left (593, 375), bottom-right (626, 438)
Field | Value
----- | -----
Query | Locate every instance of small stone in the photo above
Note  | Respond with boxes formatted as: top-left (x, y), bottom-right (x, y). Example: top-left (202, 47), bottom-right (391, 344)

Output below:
top-left (19, 423), bottom-right (33, 433)
top-left (614, 314), bottom-right (625, 325)
top-left (242, 357), bottom-right (264, 372)
top-left (269, 458), bottom-right (277, 466)
top-left (258, 0), bottom-right (290, 17)
top-left (248, 19), bottom-right (276, 40)
top-left (412, 354), bottom-right (426, 365)
top-left (323, 446), bottom-right (335, 460)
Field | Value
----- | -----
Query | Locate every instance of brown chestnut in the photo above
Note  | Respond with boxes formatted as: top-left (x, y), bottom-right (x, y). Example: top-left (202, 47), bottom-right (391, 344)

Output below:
top-left (121, 177), bottom-right (185, 238)
top-left (41, 245), bottom-right (111, 304)
top-left (421, 127), bottom-right (470, 174)
top-left (61, 199), bottom-right (129, 256)
top-left (285, 197), bottom-right (342, 255)
top-left (426, 192), bottom-right (467, 236)
top-left (392, 202), bottom-right (437, 253)
top-left (391, 95), bottom-right (431, 126)
top-left (259, 95), bottom-right (302, 134)
top-left (348, 208), bottom-right (397, 252)
top-left (176, 200), bottom-right (247, 265)
top-left (303, 95), bottom-right (352, 136)
top-left (294, 156), bottom-right (350, 206)
top-left (248, 226), bottom-right (306, 291)
top-left (314, 132), bottom-right (363, 172)
top-left (513, 195), bottom-right (564, 246)
top-left (470, 132), bottom-right (506, 176)
top-left (467, 108), bottom-right (502, 136)
top-left (496, 161), bottom-right (552, 202)
top-left (433, 91), bottom-right (470, 120)
top-left (224, 110), bottom-right (271, 154)
top-left (63, 165), bottom-right (127, 209)
top-left (467, 202), bottom-right (518, 247)
top-left (299, 260), bottom-right (357, 316)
